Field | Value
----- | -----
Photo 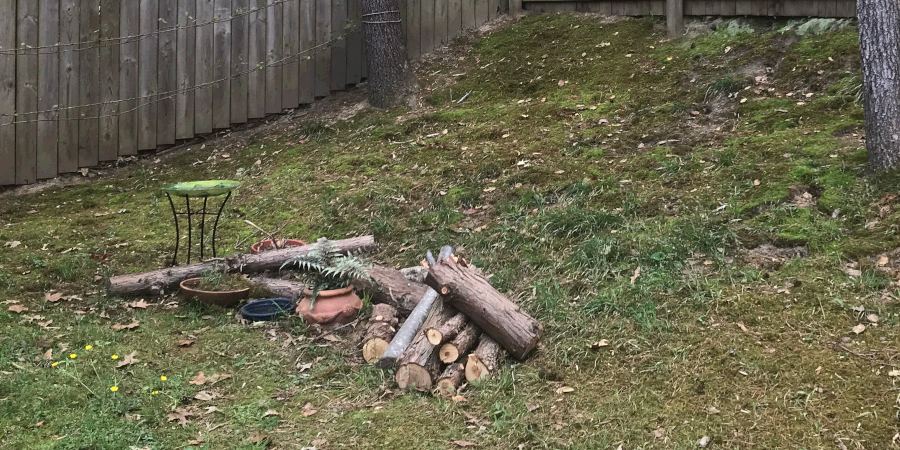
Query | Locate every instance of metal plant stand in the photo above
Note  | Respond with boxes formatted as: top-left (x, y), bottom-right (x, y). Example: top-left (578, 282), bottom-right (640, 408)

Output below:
top-left (162, 180), bottom-right (240, 266)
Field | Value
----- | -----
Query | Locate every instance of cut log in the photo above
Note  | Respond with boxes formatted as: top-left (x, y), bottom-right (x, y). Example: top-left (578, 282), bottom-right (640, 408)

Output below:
top-left (400, 265), bottom-right (428, 284)
top-left (377, 246), bottom-right (454, 369)
top-left (436, 363), bottom-right (466, 397)
top-left (465, 336), bottom-right (503, 382)
top-left (425, 257), bottom-right (543, 360)
top-left (396, 299), bottom-right (455, 391)
top-left (361, 304), bottom-right (399, 363)
top-left (352, 265), bottom-right (429, 316)
top-left (426, 312), bottom-right (467, 346)
top-left (107, 236), bottom-right (375, 297)
top-left (250, 276), bottom-right (306, 300)
top-left (439, 322), bottom-right (480, 364)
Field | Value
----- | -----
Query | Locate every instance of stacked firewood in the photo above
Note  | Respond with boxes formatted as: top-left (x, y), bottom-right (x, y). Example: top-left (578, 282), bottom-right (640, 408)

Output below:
top-left (360, 249), bottom-right (543, 397)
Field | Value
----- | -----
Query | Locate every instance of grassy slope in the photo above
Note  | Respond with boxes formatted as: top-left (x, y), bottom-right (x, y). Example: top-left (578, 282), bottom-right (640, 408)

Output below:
top-left (2, 14), bottom-right (900, 450)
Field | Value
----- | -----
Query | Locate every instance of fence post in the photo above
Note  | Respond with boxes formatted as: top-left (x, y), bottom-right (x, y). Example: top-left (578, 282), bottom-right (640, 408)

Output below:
top-left (667, 0), bottom-right (683, 37)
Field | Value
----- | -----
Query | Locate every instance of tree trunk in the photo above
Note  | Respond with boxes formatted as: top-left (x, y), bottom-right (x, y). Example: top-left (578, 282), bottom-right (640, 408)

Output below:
top-left (395, 300), bottom-right (455, 391)
top-left (107, 236), bottom-right (375, 297)
top-left (858, 0), bottom-right (900, 171)
top-left (465, 336), bottom-right (503, 382)
top-left (362, 303), bottom-right (399, 363)
top-left (439, 321), bottom-right (480, 363)
top-left (361, 0), bottom-right (418, 108)
top-left (436, 363), bottom-right (466, 397)
top-left (426, 312), bottom-right (468, 346)
top-left (352, 265), bottom-right (429, 316)
top-left (425, 258), bottom-right (543, 360)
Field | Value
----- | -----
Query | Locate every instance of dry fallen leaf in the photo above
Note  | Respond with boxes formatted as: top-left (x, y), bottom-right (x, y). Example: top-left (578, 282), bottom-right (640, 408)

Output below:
top-left (8, 304), bottom-right (28, 313)
top-left (707, 406), bottom-right (721, 414)
top-left (167, 408), bottom-right (194, 427)
top-left (877, 255), bottom-right (890, 267)
top-left (867, 313), bottom-right (880, 323)
top-left (43, 348), bottom-right (53, 360)
top-left (452, 440), bottom-right (477, 448)
top-left (112, 321), bottom-right (139, 331)
top-left (451, 395), bottom-right (467, 402)
top-left (590, 339), bottom-right (610, 349)
top-left (204, 406), bottom-right (219, 414)
top-left (852, 324), bottom-right (866, 334)
top-left (189, 371), bottom-right (232, 386)
top-left (126, 300), bottom-right (149, 309)
top-left (116, 351), bottom-right (139, 368)
top-left (653, 427), bottom-right (666, 439)
top-left (263, 409), bottom-right (280, 417)
top-left (556, 386), bottom-right (575, 394)
top-left (888, 369), bottom-right (900, 377)
top-left (247, 433), bottom-right (268, 444)
top-left (45, 292), bottom-right (63, 303)
top-left (176, 339), bottom-right (195, 347)
top-left (302, 402), bottom-right (318, 417)
top-left (630, 267), bottom-right (641, 285)
top-left (194, 391), bottom-right (217, 401)
top-left (557, 80), bottom-right (565, 87)
top-left (187, 436), bottom-right (205, 445)
top-left (4, 240), bottom-right (21, 248)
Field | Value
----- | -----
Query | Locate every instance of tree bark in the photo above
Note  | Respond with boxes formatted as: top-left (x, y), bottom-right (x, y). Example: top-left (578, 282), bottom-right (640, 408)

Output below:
top-left (465, 336), bottom-right (503, 382)
top-left (352, 265), bottom-right (429, 316)
top-left (362, 303), bottom-right (399, 363)
top-left (436, 363), bottom-right (466, 397)
top-left (858, 0), bottom-right (900, 171)
top-left (426, 312), bottom-right (468, 346)
top-left (425, 258), bottom-right (543, 360)
top-left (361, 0), bottom-right (418, 108)
top-left (395, 300), bottom-right (455, 391)
top-left (439, 321), bottom-right (480, 363)
top-left (107, 236), bottom-right (376, 297)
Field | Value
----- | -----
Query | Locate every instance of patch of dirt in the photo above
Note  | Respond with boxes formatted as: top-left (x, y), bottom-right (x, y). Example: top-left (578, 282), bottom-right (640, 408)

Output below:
top-left (746, 244), bottom-right (809, 270)
top-left (788, 184), bottom-right (823, 208)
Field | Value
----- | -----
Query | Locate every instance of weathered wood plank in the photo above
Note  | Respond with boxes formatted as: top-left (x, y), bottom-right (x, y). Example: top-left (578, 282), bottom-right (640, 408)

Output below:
top-left (707, 0), bottom-right (721, 15)
top-left (212, 0), bottom-right (232, 129)
top-left (282, 0), bottom-right (300, 108)
top-left (15, 0), bottom-right (37, 184)
top-left (735, 0), bottom-right (753, 14)
top-left (436, 0), bottom-right (449, 45)
top-left (98, 0), bottom-right (119, 161)
top-left (770, 0), bottom-right (784, 16)
top-left (0, 0), bottom-right (15, 184)
top-left (475, 0), bottom-right (488, 25)
top-left (79, 0), bottom-right (100, 164)
top-left (720, 0), bottom-right (736, 15)
top-left (138, 0), bottom-right (158, 148)
top-left (610, 1), bottom-right (626, 15)
top-left (330, 0), bottom-right (347, 90)
top-left (651, 0), bottom-right (666, 15)
top-left (407, 0), bottom-right (420, 59)
top-left (346, 0), bottom-right (362, 85)
top-left (118, 0), bottom-right (137, 155)
top-left (299, 0), bottom-right (316, 102)
top-left (157, 0), bottom-right (177, 145)
top-left (314, 0), bottom-right (330, 96)
top-left (231, 0), bottom-right (249, 123)
top-left (421, 0), bottom-right (434, 54)
top-left (37, 0), bottom-right (60, 177)
top-left (195, 0), bottom-right (213, 134)
top-left (176, 0), bottom-right (197, 139)
top-left (462, 0), bottom-right (475, 30)
top-left (449, 0), bottom-right (462, 39)
top-left (247, 0), bottom-right (266, 119)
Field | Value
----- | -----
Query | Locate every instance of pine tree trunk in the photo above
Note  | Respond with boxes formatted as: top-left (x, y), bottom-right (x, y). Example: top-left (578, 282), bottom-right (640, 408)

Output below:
top-left (858, 0), bottom-right (900, 171)
top-left (361, 0), bottom-right (418, 108)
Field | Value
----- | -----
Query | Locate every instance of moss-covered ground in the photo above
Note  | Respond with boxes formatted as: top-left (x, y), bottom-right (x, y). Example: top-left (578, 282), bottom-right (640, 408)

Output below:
top-left (2, 13), bottom-right (899, 450)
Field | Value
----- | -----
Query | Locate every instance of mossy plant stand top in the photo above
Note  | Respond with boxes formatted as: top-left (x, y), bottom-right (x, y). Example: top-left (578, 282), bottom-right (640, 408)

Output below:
top-left (162, 180), bottom-right (240, 266)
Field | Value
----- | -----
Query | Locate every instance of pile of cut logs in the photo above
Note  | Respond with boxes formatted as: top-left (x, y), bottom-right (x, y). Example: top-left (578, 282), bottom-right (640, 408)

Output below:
top-left (361, 246), bottom-right (543, 396)
top-left (105, 237), bottom-right (542, 396)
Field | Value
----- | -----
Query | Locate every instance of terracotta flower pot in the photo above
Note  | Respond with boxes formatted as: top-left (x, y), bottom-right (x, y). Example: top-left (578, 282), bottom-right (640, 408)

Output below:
top-left (295, 285), bottom-right (363, 328)
top-left (179, 277), bottom-right (250, 308)
top-left (250, 239), bottom-right (307, 254)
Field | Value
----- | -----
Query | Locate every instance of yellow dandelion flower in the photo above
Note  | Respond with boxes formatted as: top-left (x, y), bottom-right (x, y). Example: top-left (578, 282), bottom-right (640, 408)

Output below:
top-left (51, 361), bottom-right (59, 367)
top-left (69, 353), bottom-right (77, 359)
top-left (85, 345), bottom-right (92, 350)
top-left (151, 390), bottom-right (159, 395)
top-left (160, 376), bottom-right (167, 382)
top-left (111, 354), bottom-right (118, 360)
top-left (110, 386), bottom-right (118, 392)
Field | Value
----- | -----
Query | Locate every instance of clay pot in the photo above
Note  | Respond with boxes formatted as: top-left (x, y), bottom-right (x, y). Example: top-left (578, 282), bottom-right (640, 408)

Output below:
top-left (179, 277), bottom-right (250, 308)
top-left (250, 239), bottom-right (307, 254)
top-left (295, 285), bottom-right (363, 328)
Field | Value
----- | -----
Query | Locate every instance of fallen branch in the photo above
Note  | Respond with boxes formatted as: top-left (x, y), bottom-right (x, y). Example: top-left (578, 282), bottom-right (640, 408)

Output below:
top-left (396, 300), bottom-right (455, 391)
top-left (362, 304), bottom-right (400, 363)
top-left (352, 265), bottom-right (429, 316)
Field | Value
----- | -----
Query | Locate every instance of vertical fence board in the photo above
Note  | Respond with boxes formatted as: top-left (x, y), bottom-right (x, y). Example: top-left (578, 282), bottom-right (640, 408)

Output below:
top-left (0, 0), bottom-right (14, 184)
top-left (462, 0), bottom-right (475, 30)
top-left (475, 0), bottom-right (488, 25)
top-left (330, 0), bottom-right (346, 90)
top-left (314, 0), bottom-right (330, 96)
top-left (231, 0), bottom-right (249, 122)
top-left (157, 0), bottom-right (176, 145)
top-left (195, 0), bottom-right (213, 133)
top-left (651, 0), bottom-right (665, 15)
top-left (449, 0), bottom-right (462, 39)
top-left (247, 0), bottom-right (266, 118)
top-left (138, 0), bottom-right (158, 148)
top-left (267, 0), bottom-right (284, 107)
top-left (212, 0), bottom-right (231, 128)
top-left (720, 0), bottom-right (736, 14)
top-left (118, 0), bottom-right (137, 155)
top-left (79, 0), bottom-right (99, 164)
top-left (299, 0), bottom-right (315, 102)
top-left (346, 0), bottom-right (361, 85)
top-left (176, 0), bottom-right (197, 139)
top-left (282, 0), bottom-right (300, 107)
top-left (99, 0), bottom-right (119, 161)
top-left (37, 0), bottom-right (59, 177)
top-left (407, 0), bottom-right (420, 59)
top-left (15, 0), bottom-right (36, 183)
top-left (735, 0), bottom-right (752, 14)
top-left (421, 0), bottom-right (434, 55)
top-left (824, 0), bottom-right (838, 16)
top-left (436, 0), bottom-right (448, 45)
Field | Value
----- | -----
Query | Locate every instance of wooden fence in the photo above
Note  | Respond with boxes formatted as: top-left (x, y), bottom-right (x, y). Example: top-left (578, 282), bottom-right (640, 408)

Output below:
top-left (0, 0), bottom-right (509, 186)
top-left (522, 0), bottom-right (857, 17)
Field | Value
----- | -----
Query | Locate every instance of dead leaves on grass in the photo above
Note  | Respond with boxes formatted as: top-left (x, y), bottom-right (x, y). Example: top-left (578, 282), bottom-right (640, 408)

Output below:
top-left (7, 304), bottom-right (28, 313)
top-left (167, 407), bottom-right (194, 426)
top-left (189, 371), bottom-right (232, 386)
top-left (112, 321), bottom-right (140, 331)
top-left (115, 351), bottom-right (139, 368)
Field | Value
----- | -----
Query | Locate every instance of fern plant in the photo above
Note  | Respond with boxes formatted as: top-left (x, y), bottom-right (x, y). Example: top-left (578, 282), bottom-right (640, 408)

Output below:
top-left (280, 237), bottom-right (372, 309)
